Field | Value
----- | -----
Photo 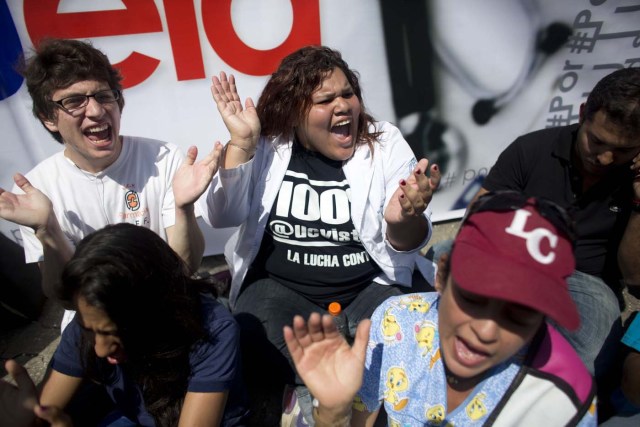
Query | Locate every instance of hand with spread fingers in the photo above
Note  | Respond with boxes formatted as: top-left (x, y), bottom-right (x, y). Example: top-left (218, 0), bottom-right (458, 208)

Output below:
top-left (384, 159), bottom-right (440, 250)
top-left (0, 173), bottom-right (55, 233)
top-left (173, 143), bottom-right (223, 209)
top-left (284, 313), bottom-right (370, 412)
top-left (210, 72), bottom-right (260, 155)
top-left (385, 159), bottom-right (440, 222)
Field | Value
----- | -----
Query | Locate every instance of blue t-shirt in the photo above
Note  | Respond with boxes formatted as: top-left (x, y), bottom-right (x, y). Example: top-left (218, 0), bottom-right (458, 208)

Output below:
top-left (357, 293), bottom-right (597, 426)
top-left (622, 313), bottom-right (640, 352)
top-left (52, 294), bottom-right (247, 426)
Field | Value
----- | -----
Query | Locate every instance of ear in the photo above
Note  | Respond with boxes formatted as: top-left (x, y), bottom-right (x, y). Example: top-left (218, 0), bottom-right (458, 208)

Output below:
top-left (41, 114), bottom-right (59, 132)
top-left (435, 253), bottom-right (450, 294)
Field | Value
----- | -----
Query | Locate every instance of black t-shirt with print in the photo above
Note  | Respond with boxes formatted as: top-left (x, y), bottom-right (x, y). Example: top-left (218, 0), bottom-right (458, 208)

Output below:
top-left (251, 144), bottom-right (381, 306)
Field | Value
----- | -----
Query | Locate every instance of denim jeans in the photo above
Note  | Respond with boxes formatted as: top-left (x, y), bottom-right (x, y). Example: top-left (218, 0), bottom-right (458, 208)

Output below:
top-left (551, 270), bottom-right (623, 378)
top-left (428, 239), bottom-right (623, 378)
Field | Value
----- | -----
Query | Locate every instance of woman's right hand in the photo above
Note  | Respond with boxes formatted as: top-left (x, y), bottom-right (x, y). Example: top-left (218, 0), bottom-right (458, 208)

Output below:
top-left (211, 72), bottom-right (260, 151)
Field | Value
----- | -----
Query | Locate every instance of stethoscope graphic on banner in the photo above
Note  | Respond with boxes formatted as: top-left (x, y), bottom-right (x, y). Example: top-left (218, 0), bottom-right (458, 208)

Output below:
top-left (432, 2), bottom-right (572, 125)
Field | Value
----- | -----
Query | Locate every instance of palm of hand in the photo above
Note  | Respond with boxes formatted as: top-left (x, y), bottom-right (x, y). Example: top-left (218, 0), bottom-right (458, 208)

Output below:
top-left (220, 100), bottom-right (260, 142)
top-left (296, 338), bottom-right (364, 408)
top-left (0, 189), bottom-right (52, 230)
top-left (173, 161), bottom-right (215, 208)
top-left (211, 73), bottom-right (260, 143)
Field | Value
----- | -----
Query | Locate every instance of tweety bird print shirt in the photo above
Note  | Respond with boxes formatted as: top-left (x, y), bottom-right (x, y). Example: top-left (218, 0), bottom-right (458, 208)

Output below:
top-left (357, 293), bottom-right (597, 426)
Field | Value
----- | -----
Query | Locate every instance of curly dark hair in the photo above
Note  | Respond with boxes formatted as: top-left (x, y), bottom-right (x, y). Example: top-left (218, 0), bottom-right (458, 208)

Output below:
top-left (257, 45), bottom-right (380, 149)
top-left (582, 67), bottom-right (640, 140)
top-left (18, 38), bottom-right (125, 144)
top-left (60, 224), bottom-right (215, 427)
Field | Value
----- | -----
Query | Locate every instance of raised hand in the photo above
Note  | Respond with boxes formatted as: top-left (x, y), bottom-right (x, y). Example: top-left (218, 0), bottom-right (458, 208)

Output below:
top-left (173, 144), bottom-right (223, 208)
top-left (384, 159), bottom-right (440, 225)
top-left (0, 173), bottom-right (54, 232)
top-left (0, 360), bottom-right (38, 427)
top-left (211, 72), bottom-right (260, 150)
top-left (284, 313), bottom-right (371, 412)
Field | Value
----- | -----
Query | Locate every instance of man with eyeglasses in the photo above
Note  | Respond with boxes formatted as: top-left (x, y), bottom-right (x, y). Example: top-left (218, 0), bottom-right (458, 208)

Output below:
top-left (0, 38), bottom-right (222, 332)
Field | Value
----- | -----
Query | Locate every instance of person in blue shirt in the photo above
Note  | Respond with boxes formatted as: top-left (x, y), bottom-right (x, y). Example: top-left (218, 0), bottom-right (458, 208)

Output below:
top-left (285, 191), bottom-right (597, 426)
top-left (600, 311), bottom-right (640, 426)
top-left (0, 223), bottom-right (248, 426)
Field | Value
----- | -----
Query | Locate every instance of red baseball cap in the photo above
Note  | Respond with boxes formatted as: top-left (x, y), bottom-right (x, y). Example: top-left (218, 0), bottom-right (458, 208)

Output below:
top-left (450, 200), bottom-right (579, 330)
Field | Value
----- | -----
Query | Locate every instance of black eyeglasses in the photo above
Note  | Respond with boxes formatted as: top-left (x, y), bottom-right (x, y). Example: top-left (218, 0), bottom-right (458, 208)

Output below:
top-left (52, 89), bottom-right (121, 115)
top-left (464, 190), bottom-right (578, 243)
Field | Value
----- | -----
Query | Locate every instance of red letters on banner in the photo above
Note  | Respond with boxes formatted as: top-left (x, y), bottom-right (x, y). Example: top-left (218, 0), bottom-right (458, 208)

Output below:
top-left (23, 0), bottom-right (320, 88)
top-left (202, 0), bottom-right (320, 76)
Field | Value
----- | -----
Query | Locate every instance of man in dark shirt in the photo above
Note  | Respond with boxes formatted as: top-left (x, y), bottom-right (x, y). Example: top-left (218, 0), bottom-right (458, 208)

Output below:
top-left (477, 67), bottom-right (640, 379)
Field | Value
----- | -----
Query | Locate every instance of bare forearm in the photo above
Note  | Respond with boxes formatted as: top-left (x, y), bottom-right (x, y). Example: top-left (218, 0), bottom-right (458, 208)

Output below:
top-left (619, 211), bottom-right (640, 285)
top-left (386, 215), bottom-right (429, 251)
top-left (40, 370), bottom-right (83, 410)
top-left (222, 141), bottom-right (255, 170)
top-left (313, 405), bottom-right (353, 427)
top-left (313, 405), bottom-right (378, 427)
top-left (36, 224), bottom-right (74, 308)
top-left (178, 391), bottom-right (227, 427)
top-left (168, 204), bottom-right (205, 273)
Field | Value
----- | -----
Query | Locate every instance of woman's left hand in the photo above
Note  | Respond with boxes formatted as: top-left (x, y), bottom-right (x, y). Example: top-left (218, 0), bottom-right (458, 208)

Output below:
top-left (383, 159), bottom-right (440, 251)
top-left (385, 159), bottom-right (440, 225)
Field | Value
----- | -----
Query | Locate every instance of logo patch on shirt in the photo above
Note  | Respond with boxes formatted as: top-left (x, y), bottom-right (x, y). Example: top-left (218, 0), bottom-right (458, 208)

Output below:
top-left (125, 190), bottom-right (140, 211)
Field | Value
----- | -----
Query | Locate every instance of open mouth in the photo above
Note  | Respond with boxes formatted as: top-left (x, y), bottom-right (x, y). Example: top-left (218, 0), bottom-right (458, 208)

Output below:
top-left (106, 349), bottom-right (127, 365)
top-left (84, 123), bottom-right (112, 145)
top-left (331, 119), bottom-right (352, 140)
top-left (106, 356), bottom-right (120, 364)
top-left (454, 336), bottom-right (490, 367)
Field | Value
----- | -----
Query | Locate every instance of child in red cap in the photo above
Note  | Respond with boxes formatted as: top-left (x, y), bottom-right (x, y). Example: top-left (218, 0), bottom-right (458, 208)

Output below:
top-left (284, 191), bottom-right (597, 426)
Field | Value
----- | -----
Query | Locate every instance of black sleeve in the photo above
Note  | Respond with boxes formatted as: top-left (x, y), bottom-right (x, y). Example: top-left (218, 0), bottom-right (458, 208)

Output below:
top-left (482, 137), bottom-right (529, 192)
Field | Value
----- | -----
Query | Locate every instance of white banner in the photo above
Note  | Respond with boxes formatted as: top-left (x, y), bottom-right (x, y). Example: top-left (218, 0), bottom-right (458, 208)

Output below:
top-left (1, 0), bottom-right (638, 255)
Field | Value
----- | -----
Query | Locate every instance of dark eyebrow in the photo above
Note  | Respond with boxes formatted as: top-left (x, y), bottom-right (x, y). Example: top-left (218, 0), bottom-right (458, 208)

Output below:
top-left (79, 324), bottom-right (118, 335)
top-left (56, 86), bottom-right (111, 98)
top-left (315, 82), bottom-right (353, 96)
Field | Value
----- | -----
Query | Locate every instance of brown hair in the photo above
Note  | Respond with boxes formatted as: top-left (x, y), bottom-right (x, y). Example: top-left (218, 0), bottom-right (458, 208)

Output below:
top-left (19, 38), bottom-right (124, 144)
top-left (256, 45), bottom-right (379, 149)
